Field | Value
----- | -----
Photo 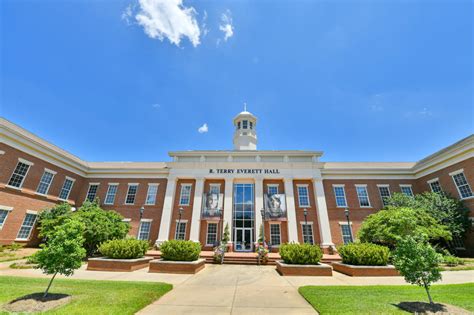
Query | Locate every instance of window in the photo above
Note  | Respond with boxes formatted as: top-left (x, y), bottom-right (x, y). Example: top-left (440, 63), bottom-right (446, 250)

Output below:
top-left (175, 222), bottom-right (186, 240)
top-left (59, 177), bottom-right (75, 200)
top-left (400, 185), bottom-right (414, 197)
top-left (138, 220), bottom-right (151, 240)
top-left (209, 184), bottom-right (220, 195)
top-left (270, 224), bottom-right (281, 246)
top-left (268, 185), bottom-right (279, 196)
top-left (451, 171), bottom-right (473, 199)
top-left (377, 185), bottom-right (391, 206)
top-left (86, 184), bottom-right (99, 202)
top-left (104, 184), bottom-right (118, 205)
top-left (16, 213), bottom-right (37, 240)
top-left (242, 120), bottom-right (248, 129)
top-left (145, 184), bottom-right (159, 205)
top-left (451, 235), bottom-right (465, 249)
top-left (333, 185), bottom-right (347, 207)
top-left (355, 185), bottom-right (371, 207)
top-left (125, 184), bottom-right (138, 204)
top-left (206, 223), bottom-right (218, 245)
top-left (340, 223), bottom-right (353, 244)
top-left (237, 121), bottom-right (241, 129)
top-left (249, 121), bottom-right (253, 129)
top-left (297, 185), bottom-right (310, 207)
top-left (302, 224), bottom-right (314, 244)
top-left (36, 169), bottom-right (56, 195)
top-left (8, 161), bottom-right (32, 188)
top-left (179, 184), bottom-right (192, 205)
top-left (0, 208), bottom-right (12, 229)
top-left (428, 179), bottom-right (442, 193)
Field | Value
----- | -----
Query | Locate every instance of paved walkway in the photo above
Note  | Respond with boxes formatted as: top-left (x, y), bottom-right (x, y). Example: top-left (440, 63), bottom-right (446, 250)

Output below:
top-left (1, 260), bottom-right (473, 314)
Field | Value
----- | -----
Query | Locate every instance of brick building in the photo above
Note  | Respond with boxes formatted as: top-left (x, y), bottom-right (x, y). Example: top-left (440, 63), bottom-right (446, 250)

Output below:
top-left (1, 112), bottom-right (473, 254)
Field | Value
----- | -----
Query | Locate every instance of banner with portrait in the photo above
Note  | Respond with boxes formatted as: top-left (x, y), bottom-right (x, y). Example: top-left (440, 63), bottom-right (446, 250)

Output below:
top-left (264, 193), bottom-right (287, 220)
top-left (201, 192), bottom-right (224, 219)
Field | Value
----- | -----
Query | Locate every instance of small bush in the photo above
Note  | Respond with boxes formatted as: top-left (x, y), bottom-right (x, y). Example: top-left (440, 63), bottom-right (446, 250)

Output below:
top-left (99, 239), bottom-right (149, 259)
top-left (279, 243), bottom-right (322, 265)
top-left (442, 255), bottom-right (464, 267)
top-left (160, 240), bottom-right (201, 261)
top-left (338, 243), bottom-right (390, 266)
top-left (6, 243), bottom-right (24, 251)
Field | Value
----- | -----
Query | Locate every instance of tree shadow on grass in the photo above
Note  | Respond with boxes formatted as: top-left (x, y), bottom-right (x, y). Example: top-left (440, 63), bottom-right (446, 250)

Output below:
top-left (3, 293), bottom-right (71, 313)
top-left (394, 301), bottom-right (471, 314)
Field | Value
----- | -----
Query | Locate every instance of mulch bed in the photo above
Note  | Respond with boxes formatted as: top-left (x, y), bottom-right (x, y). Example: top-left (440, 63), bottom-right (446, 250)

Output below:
top-left (396, 302), bottom-right (471, 314)
top-left (3, 293), bottom-right (71, 313)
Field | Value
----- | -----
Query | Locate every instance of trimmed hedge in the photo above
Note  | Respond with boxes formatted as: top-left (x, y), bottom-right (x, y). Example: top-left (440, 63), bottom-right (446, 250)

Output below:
top-left (98, 239), bottom-right (149, 259)
top-left (279, 243), bottom-right (322, 265)
top-left (160, 240), bottom-right (201, 261)
top-left (338, 243), bottom-right (389, 266)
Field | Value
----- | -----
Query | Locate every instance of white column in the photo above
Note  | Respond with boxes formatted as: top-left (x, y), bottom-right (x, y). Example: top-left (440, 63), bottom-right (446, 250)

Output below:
top-left (313, 178), bottom-right (334, 247)
top-left (223, 178), bottom-right (233, 246)
top-left (156, 177), bottom-right (177, 245)
top-left (254, 178), bottom-right (264, 243)
top-left (189, 177), bottom-right (205, 242)
top-left (284, 177), bottom-right (299, 243)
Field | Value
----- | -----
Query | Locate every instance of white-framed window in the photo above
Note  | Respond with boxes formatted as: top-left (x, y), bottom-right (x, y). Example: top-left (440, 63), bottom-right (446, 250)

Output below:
top-left (400, 185), bottom-right (414, 197)
top-left (138, 220), bottom-right (152, 240)
top-left (242, 120), bottom-right (248, 129)
top-left (297, 185), bottom-right (310, 207)
top-left (333, 185), bottom-right (347, 207)
top-left (209, 184), bottom-right (221, 195)
top-left (267, 184), bottom-right (279, 196)
top-left (301, 223), bottom-right (314, 244)
top-left (86, 183), bottom-right (99, 202)
top-left (145, 184), bottom-right (159, 205)
top-left (377, 185), bottom-right (391, 207)
top-left (16, 212), bottom-right (38, 240)
top-left (450, 170), bottom-right (473, 199)
top-left (8, 160), bottom-right (33, 189)
top-left (104, 184), bottom-right (119, 205)
top-left (36, 169), bottom-right (56, 195)
top-left (179, 184), bottom-right (192, 206)
top-left (428, 178), bottom-right (442, 193)
top-left (355, 185), bottom-right (371, 207)
top-left (206, 222), bottom-right (218, 245)
top-left (0, 206), bottom-right (13, 229)
top-left (175, 221), bottom-right (186, 240)
top-left (125, 184), bottom-right (139, 205)
top-left (340, 223), bottom-right (353, 245)
top-left (270, 223), bottom-right (281, 246)
top-left (59, 177), bottom-right (75, 200)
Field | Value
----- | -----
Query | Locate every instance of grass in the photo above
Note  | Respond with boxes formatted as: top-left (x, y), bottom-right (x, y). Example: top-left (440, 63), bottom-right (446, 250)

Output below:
top-left (299, 283), bottom-right (474, 314)
top-left (0, 276), bottom-right (172, 314)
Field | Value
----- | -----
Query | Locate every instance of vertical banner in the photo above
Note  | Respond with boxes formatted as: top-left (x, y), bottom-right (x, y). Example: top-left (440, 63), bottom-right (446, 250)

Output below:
top-left (264, 193), bottom-right (287, 219)
top-left (201, 192), bottom-right (224, 218)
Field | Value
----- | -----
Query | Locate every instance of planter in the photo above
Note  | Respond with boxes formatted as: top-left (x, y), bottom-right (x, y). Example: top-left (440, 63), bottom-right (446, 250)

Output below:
top-left (276, 260), bottom-right (332, 276)
top-left (332, 262), bottom-right (400, 277)
top-left (87, 257), bottom-right (153, 272)
top-left (149, 258), bottom-right (206, 274)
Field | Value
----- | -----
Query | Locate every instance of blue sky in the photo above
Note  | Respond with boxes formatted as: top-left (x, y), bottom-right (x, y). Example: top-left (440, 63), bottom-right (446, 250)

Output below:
top-left (1, 0), bottom-right (473, 162)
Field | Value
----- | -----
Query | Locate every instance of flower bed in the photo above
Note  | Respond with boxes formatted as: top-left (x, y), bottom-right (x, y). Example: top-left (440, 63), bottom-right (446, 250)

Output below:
top-left (332, 262), bottom-right (399, 276)
top-left (276, 260), bottom-right (332, 276)
top-left (149, 240), bottom-right (205, 274)
top-left (148, 258), bottom-right (206, 274)
top-left (87, 257), bottom-right (153, 272)
top-left (277, 243), bottom-right (331, 276)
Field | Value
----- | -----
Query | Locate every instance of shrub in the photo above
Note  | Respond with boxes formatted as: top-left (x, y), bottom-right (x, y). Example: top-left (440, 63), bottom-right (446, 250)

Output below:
top-left (6, 243), bottom-right (24, 251)
top-left (442, 255), bottom-right (464, 267)
top-left (160, 240), bottom-right (201, 261)
top-left (279, 243), bottom-right (322, 265)
top-left (38, 203), bottom-right (73, 239)
top-left (98, 239), bottom-right (149, 259)
top-left (338, 243), bottom-right (390, 266)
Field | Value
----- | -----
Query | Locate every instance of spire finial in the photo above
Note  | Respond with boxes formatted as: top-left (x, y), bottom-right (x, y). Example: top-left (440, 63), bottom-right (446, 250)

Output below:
top-left (244, 102), bottom-right (247, 112)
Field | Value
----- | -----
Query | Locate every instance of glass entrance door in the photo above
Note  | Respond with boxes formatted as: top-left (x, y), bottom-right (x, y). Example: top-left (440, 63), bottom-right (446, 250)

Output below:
top-left (233, 183), bottom-right (254, 252)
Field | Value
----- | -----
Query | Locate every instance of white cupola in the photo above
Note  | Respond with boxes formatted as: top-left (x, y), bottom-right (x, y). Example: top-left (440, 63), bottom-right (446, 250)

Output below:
top-left (233, 104), bottom-right (257, 150)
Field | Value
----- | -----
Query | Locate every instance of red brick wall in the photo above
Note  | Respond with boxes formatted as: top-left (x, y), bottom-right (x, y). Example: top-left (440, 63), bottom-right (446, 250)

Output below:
top-left (293, 180), bottom-right (321, 244)
top-left (168, 179), bottom-right (196, 240)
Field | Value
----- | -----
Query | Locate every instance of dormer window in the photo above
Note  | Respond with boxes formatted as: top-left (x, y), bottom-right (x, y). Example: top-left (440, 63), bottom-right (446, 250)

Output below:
top-left (242, 120), bottom-right (248, 129)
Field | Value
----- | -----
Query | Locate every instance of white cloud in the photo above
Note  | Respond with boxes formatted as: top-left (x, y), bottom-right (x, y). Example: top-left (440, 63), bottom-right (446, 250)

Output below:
top-left (121, 4), bottom-right (134, 25)
top-left (134, 0), bottom-right (201, 47)
top-left (198, 123), bottom-right (208, 133)
top-left (219, 10), bottom-right (234, 41)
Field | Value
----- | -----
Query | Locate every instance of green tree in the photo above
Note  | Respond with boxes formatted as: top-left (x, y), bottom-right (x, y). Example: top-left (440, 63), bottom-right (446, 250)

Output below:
top-left (222, 223), bottom-right (230, 244)
top-left (358, 207), bottom-right (451, 248)
top-left (385, 192), bottom-right (470, 245)
top-left (74, 199), bottom-right (130, 256)
top-left (33, 219), bottom-right (86, 297)
top-left (392, 236), bottom-right (442, 304)
top-left (38, 202), bottom-right (73, 239)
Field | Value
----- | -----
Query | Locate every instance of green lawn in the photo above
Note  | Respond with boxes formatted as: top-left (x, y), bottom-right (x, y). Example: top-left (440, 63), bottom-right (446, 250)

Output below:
top-left (0, 276), bottom-right (172, 315)
top-left (299, 284), bottom-right (474, 314)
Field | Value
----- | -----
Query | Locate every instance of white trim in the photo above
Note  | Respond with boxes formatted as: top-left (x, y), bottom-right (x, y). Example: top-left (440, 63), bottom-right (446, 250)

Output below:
top-left (85, 183), bottom-right (100, 202)
top-left (18, 158), bottom-right (34, 166)
top-left (26, 210), bottom-right (38, 215)
top-left (0, 205), bottom-right (14, 211)
top-left (107, 182), bottom-right (119, 185)
top-left (43, 168), bottom-right (57, 175)
top-left (148, 183), bottom-right (160, 186)
top-left (122, 218), bottom-right (131, 222)
top-left (299, 221), bottom-right (314, 225)
top-left (376, 184), bottom-right (390, 187)
top-left (88, 182), bottom-right (100, 185)
top-left (449, 169), bottom-right (464, 177)
top-left (354, 184), bottom-right (367, 187)
top-left (178, 183), bottom-right (193, 206)
top-left (267, 184), bottom-right (279, 195)
top-left (124, 183), bottom-right (139, 205)
top-left (36, 169), bottom-right (56, 195)
top-left (0, 150), bottom-right (5, 155)
top-left (296, 184), bottom-right (311, 207)
top-left (427, 177), bottom-right (439, 184)
top-left (332, 184), bottom-right (345, 187)
top-left (145, 183), bottom-right (159, 205)
top-left (205, 222), bottom-right (218, 246)
top-left (175, 219), bottom-right (188, 223)
top-left (338, 221), bottom-right (353, 225)
top-left (127, 183), bottom-right (139, 186)
top-left (332, 185), bottom-right (348, 208)
top-left (268, 220), bottom-right (282, 225)
top-left (140, 218), bottom-right (153, 222)
top-left (399, 184), bottom-right (413, 187)
top-left (104, 183), bottom-right (119, 205)
top-left (450, 171), bottom-right (473, 200)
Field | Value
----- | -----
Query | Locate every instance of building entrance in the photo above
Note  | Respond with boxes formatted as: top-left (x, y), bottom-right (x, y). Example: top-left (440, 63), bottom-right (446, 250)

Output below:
top-left (233, 183), bottom-right (254, 252)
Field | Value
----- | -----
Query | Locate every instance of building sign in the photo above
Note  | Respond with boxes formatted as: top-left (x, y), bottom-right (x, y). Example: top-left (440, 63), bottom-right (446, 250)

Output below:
top-left (264, 193), bottom-right (287, 220)
top-left (209, 169), bottom-right (280, 174)
top-left (201, 192), bottom-right (223, 219)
